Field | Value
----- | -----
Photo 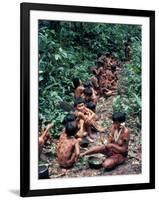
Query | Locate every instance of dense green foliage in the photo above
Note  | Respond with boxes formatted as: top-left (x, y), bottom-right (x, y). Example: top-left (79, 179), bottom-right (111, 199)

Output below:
top-left (112, 34), bottom-right (141, 126)
top-left (38, 20), bottom-right (141, 137)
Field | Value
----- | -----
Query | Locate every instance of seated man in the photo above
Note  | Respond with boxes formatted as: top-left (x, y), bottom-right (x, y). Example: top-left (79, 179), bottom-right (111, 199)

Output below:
top-left (74, 98), bottom-right (106, 141)
top-left (90, 61), bottom-right (107, 95)
top-left (105, 70), bottom-right (117, 90)
top-left (73, 78), bottom-right (84, 99)
top-left (80, 112), bottom-right (129, 170)
top-left (57, 122), bottom-right (80, 168)
top-left (83, 87), bottom-right (97, 105)
top-left (62, 113), bottom-right (85, 140)
top-left (99, 73), bottom-right (117, 97)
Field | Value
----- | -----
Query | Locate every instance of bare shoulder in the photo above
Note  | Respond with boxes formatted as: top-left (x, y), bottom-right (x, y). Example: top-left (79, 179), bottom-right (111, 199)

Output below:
top-left (73, 138), bottom-right (79, 146)
top-left (123, 127), bottom-right (129, 139)
top-left (59, 132), bottom-right (66, 141)
top-left (74, 110), bottom-right (82, 117)
top-left (79, 86), bottom-right (84, 90)
top-left (124, 127), bottom-right (129, 134)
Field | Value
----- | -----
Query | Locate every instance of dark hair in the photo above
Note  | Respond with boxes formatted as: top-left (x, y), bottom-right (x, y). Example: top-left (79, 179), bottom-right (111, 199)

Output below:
top-left (105, 53), bottom-right (111, 57)
top-left (124, 42), bottom-right (129, 46)
top-left (112, 112), bottom-right (126, 123)
top-left (74, 97), bottom-right (85, 107)
top-left (83, 81), bottom-right (92, 88)
top-left (127, 38), bottom-right (131, 43)
top-left (111, 64), bottom-right (116, 72)
top-left (72, 78), bottom-right (81, 89)
top-left (65, 122), bottom-right (77, 137)
top-left (97, 53), bottom-right (102, 58)
top-left (84, 87), bottom-right (93, 96)
top-left (97, 61), bottom-right (104, 67)
top-left (85, 101), bottom-right (96, 111)
top-left (92, 70), bottom-right (96, 75)
top-left (63, 114), bottom-right (76, 125)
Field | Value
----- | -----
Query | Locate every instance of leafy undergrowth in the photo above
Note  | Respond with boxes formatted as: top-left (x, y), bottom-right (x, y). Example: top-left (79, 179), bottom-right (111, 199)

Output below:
top-left (38, 21), bottom-right (142, 177)
top-left (38, 21), bottom-right (141, 138)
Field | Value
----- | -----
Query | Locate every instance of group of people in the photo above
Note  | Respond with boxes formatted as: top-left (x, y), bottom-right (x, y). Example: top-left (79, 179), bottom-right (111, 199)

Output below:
top-left (90, 52), bottom-right (119, 97)
top-left (39, 52), bottom-right (130, 172)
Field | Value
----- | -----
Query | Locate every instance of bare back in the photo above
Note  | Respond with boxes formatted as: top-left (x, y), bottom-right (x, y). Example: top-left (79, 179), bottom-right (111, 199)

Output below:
top-left (57, 133), bottom-right (77, 168)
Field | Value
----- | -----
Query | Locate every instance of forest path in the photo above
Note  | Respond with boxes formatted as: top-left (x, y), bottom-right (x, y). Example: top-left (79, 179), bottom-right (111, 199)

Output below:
top-left (41, 65), bottom-right (142, 178)
top-left (46, 95), bottom-right (141, 178)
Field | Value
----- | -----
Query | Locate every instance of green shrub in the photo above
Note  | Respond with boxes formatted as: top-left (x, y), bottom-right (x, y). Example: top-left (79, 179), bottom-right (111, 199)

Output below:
top-left (38, 21), bottom-right (141, 137)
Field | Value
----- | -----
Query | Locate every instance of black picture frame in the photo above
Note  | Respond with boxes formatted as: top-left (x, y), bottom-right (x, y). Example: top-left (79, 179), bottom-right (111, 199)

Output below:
top-left (20, 2), bottom-right (155, 197)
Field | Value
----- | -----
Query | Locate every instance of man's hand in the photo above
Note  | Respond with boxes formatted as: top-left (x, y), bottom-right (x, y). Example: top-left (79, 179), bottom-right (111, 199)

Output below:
top-left (106, 143), bottom-right (113, 148)
top-left (85, 116), bottom-right (91, 124)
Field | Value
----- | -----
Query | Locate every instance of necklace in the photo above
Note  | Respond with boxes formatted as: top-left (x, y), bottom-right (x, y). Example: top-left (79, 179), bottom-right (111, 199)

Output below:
top-left (114, 128), bottom-right (123, 143)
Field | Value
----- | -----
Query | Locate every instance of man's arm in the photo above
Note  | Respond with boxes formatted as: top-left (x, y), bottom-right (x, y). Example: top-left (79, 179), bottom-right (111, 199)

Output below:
top-left (75, 140), bottom-right (80, 159)
top-left (85, 107), bottom-right (96, 121)
top-left (107, 128), bottom-right (129, 153)
top-left (107, 143), bottom-right (128, 154)
top-left (76, 119), bottom-right (84, 138)
top-left (80, 145), bottom-right (105, 157)
top-left (74, 111), bottom-right (86, 120)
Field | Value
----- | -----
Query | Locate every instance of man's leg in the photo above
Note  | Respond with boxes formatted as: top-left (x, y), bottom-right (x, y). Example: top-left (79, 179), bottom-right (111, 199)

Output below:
top-left (102, 154), bottom-right (126, 170)
top-left (76, 119), bottom-right (85, 138)
top-left (86, 125), bottom-right (94, 142)
top-left (80, 145), bottom-right (106, 157)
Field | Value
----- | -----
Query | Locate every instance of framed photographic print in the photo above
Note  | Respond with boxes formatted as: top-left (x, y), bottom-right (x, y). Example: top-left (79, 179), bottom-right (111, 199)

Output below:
top-left (20, 2), bottom-right (155, 197)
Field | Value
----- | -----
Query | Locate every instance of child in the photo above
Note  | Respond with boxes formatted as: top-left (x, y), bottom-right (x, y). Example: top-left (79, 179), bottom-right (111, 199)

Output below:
top-left (57, 122), bottom-right (80, 168)
top-left (90, 62), bottom-right (106, 95)
top-left (80, 112), bottom-right (129, 170)
top-left (91, 61), bottom-right (105, 78)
